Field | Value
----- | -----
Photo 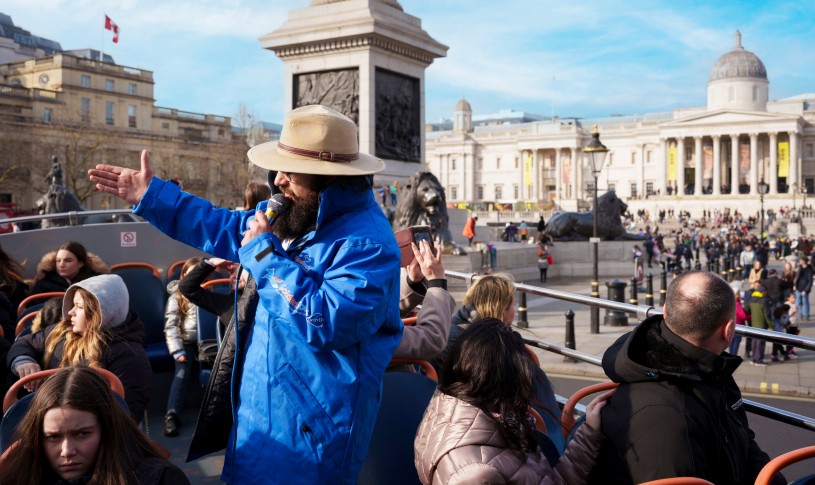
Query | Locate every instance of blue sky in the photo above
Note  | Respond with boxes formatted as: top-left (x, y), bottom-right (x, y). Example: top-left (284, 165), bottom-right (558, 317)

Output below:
top-left (4, 0), bottom-right (813, 124)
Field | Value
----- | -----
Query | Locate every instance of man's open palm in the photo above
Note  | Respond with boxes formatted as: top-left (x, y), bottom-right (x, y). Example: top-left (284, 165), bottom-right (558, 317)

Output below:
top-left (88, 149), bottom-right (154, 205)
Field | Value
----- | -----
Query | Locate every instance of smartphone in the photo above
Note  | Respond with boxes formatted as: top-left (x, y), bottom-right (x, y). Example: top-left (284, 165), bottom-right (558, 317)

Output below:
top-left (395, 225), bottom-right (436, 267)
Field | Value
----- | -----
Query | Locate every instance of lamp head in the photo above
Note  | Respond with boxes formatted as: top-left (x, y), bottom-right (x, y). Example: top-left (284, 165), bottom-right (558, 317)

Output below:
top-left (583, 124), bottom-right (609, 174)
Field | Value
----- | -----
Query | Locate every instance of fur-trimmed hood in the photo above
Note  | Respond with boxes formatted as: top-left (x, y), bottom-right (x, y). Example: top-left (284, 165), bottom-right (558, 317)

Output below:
top-left (35, 249), bottom-right (110, 282)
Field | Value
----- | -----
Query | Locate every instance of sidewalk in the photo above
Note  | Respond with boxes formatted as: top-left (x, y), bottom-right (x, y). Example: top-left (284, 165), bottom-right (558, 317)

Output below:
top-left (444, 265), bottom-right (815, 398)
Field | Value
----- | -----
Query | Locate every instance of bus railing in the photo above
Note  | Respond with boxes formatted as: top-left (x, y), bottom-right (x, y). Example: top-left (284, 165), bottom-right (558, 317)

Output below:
top-left (446, 269), bottom-right (815, 432)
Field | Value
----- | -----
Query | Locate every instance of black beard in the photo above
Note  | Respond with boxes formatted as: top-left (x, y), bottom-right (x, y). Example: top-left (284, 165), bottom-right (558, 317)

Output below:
top-left (271, 190), bottom-right (320, 240)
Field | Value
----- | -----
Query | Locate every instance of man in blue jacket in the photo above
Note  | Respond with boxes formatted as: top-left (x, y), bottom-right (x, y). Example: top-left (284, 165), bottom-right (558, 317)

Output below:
top-left (89, 105), bottom-right (403, 484)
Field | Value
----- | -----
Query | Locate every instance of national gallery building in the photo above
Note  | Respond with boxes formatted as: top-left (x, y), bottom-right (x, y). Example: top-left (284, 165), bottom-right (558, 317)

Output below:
top-left (425, 32), bottom-right (814, 215)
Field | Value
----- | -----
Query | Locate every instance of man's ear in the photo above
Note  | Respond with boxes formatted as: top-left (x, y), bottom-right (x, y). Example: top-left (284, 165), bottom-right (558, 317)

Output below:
top-left (722, 318), bottom-right (736, 348)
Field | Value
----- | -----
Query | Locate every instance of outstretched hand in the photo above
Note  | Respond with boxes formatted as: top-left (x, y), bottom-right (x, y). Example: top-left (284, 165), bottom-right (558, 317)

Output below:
top-left (88, 149), bottom-right (154, 205)
top-left (410, 241), bottom-right (444, 280)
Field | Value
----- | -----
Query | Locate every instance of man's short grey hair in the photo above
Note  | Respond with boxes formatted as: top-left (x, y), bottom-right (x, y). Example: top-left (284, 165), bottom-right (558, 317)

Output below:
top-left (665, 271), bottom-right (735, 341)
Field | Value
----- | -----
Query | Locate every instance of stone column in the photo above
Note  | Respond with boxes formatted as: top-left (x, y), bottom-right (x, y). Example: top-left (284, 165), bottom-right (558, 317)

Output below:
top-left (730, 134), bottom-right (739, 194)
top-left (569, 148), bottom-right (577, 200)
top-left (750, 133), bottom-right (758, 194)
top-left (659, 139), bottom-right (667, 195)
top-left (694, 136), bottom-right (703, 195)
top-left (532, 149), bottom-right (541, 202)
top-left (712, 135), bottom-right (721, 195)
top-left (789, 131), bottom-right (799, 191)
top-left (555, 148), bottom-right (562, 201)
top-left (677, 137), bottom-right (685, 196)
top-left (769, 132), bottom-right (778, 194)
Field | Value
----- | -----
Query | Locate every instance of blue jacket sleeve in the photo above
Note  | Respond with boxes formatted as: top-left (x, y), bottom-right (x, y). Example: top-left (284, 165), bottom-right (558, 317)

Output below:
top-left (133, 177), bottom-right (251, 260)
top-left (239, 232), bottom-right (401, 351)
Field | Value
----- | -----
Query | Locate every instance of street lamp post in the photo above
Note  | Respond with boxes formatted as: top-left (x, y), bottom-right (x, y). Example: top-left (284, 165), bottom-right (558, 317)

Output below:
top-left (583, 125), bottom-right (609, 334)
top-left (792, 182), bottom-right (798, 211)
top-left (758, 179), bottom-right (769, 242)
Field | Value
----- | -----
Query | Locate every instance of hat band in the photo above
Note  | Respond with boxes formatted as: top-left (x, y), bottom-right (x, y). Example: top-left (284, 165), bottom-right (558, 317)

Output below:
top-left (277, 142), bottom-right (358, 163)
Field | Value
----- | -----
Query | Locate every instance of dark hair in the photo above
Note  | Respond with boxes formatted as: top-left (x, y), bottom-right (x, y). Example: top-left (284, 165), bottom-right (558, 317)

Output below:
top-left (57, 241), bottom-right (96, 282)
top-left (243, 180), bottom-right (272, 210)
top-left (0, 244), bottom-right (26, 294)
top-left (0, 367), bottom-right (167, 485)
top-left (665, 271), bottom-right (735, 341)
top-left (438, 318), bottom-right (538, 453)
top-left (32, 297), bottom-right (63, 334)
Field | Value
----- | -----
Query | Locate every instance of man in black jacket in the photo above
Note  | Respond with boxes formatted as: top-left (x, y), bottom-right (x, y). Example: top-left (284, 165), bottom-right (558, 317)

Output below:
top-left (589, 271), bottom-right (784, 485)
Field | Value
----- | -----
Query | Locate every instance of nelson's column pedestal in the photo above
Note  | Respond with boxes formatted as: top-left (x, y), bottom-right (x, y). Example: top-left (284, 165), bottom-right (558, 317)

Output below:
top-left (260, 0), bottom-right (448, 182)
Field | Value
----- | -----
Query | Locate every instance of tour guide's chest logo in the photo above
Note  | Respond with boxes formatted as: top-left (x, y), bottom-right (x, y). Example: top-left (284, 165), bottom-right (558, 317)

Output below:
top-left (264, 268), bottom-right (325, 327)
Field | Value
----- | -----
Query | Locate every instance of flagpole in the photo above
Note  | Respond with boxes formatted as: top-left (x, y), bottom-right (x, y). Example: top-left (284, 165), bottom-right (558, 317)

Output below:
top-left (100, 12), bottom-right (105, 64)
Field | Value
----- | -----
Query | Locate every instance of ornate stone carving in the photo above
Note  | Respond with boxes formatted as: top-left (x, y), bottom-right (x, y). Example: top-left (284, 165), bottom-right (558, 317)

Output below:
top-left (293, 69), bottom-right (359, 124)
top-left (392, 172), bottom-right (465, 254)
top-left (545, 190), bottom-right (643, 241)
top-left (375, 69), bottom-right (420, 162)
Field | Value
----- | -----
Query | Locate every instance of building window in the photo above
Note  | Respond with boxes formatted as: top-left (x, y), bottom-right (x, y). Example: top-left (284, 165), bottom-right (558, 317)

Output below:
top-left (105, 79), bottom-right (114, 92)
top-left (450, 186), bottom-right (458, 200)
top-left (495, 185), bottom-right (503, 200)
top-left (806, 179), bottom-right (814, 196)
top-left (728, 86), bottom-right (734, 101)
top-left (608, 183), bottom-right (616, 191)
top-left (608, 152), bottom-right (614, 165)
top-left (630, 182), bottom-right (638, 198)
top-left (587, 183), bottom-right (595, 193)
top-left (477, 157), bottom-right (483, 169)
top-left (752, 85), bottom-right (758, 101)
top-left (646, 150), bottom-right (652, 163)
top-left (646, 182), bottom-right (654, 195)
top-left (128, 105), bottom-right (137, 128)
top-left (513, 184), bottom-right (519, 199)
top-left (81, 75), bottom-right (90, 88)
top-left (218, 128), bottom-right (224, 137)
top-left (806, 144), bottom-right (814, 158)
top-left (527, 185), bottom-right (533, 199)
top-left (477, 185), bottom-right (484, 200)
top-left (162, 122), bottom-right (170, 130)
top-left (105, 101), bottom-right (114, 125)
top-left (81, 98), bottom-right (91, 122)
top-left (515, 157), bottom-right (519, 169)
top-left (451, 158), bottom-right (457, 170)
top-left (128, 83), bottom-right (137, 95)
top-left (43, 108), bottom-right (52, 124)
top-left (496, 157), bottom-right (501, 169)
top-left (631, 152), bottom-right (636, 165)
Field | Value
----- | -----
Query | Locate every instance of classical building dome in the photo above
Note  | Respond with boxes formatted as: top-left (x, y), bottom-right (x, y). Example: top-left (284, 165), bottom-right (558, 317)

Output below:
top-left (706, 30), bottom-right (768, 112)
top-left (709, 30), bottom-right (767, 82)
top-left (453, 97), bottom-right (473, 133)
top-left (455, 97), bottom-right (472, 112)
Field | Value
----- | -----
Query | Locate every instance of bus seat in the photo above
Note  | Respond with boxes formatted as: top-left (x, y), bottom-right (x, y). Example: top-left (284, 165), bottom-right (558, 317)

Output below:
top-left (14, 311), bottom-right (38, 338)
top-left (639, 479), bottom-right (715, 484)
top-left (110, 262), bottom-right (160, 278)
top-left (111, 267), bottom-right (170, 372)
top-left (388, 358), bottom-right (438, 382)
top-left (561, 381), bottom-right (618, 439)
top-left (16, 292), bottom-right (64, 317)
top-left (357, 372), bottom-right (437, 485)
top-left (755, 445), bottom-right (815, 485)
top-left (165, 259), bottom-right (187, 284)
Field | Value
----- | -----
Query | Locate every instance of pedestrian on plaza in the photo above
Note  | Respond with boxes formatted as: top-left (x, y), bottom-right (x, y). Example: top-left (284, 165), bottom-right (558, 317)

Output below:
top-left (537, 244), bottom-right (551, 283)
top-left (537, 215), bottom-right (546, 234)
top-left (770, 304), bottom-right (790, 362)
top-left (728, 289), bottom-right (748, 356)
top-left (794, 256), bottom-right (814, 320)
top-left (518, 220), bottom-right (529, 242)
top-left (746, 283), bottom-right (771, 366)
top-left (784, 292), bottom-right (800, 359)
top-left (462, 215), bottom-right (477, 247)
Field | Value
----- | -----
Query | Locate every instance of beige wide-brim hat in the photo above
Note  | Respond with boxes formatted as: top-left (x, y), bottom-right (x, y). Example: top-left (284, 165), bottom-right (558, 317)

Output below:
top-left (248, 105), bottom-right (385, 176)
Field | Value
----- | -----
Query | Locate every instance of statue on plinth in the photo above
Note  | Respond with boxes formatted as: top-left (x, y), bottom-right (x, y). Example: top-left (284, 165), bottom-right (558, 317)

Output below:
top-left (546, 190), bottom-right (643, 241)
top-left (392, 171), bottom-right (465, 255)
top-left (39, 156), bottom-right (84, 228)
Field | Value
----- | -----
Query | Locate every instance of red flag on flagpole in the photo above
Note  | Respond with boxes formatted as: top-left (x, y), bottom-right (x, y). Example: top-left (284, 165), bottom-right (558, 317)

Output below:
top-left (104, 15), bottom-right (119, 43)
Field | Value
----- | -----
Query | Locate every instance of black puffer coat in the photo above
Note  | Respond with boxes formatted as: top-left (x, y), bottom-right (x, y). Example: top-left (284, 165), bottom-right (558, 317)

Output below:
top-left (589, 316), bottom-right (783, 485)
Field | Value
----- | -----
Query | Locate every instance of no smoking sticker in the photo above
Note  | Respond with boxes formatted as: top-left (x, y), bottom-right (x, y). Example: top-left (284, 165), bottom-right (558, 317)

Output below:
top-left (121, 231), bottom-right (137, 247)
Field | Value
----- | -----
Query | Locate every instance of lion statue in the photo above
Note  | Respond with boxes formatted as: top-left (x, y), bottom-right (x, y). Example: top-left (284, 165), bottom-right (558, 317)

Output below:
top-left (545, 190), bottom-right (643, 241)
top-left (392, 172), bottom-right (465, 254)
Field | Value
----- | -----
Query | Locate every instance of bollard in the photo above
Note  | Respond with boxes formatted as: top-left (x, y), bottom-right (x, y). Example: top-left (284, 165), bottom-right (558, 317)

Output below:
top-left (706, 259), bottom-right (712, 273)
top-left (630, 276), bottom-right (639, 306)
top-left (736, 265), bottom-right (743, 280)
top-left (645, 273), bottom-right (654, 306)
top-left (660, 270), bottom-right (668, 305)
top-left (728, 265), bottom-right (736, 282)
top-left (564, 309), bottom-right (577, 363)
top-left (604, 279), bottom-right (629, 326)
top-left (517, 291), bottom-right (528, 329)
top-left (713, 257), bottom-right (720, 275)
top-left (695, 258), bottom-right (701, 271)
top-left (721, 256), bottom-right (729, 280)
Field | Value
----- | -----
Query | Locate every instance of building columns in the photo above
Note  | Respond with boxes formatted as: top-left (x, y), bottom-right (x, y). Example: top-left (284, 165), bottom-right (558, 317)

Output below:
top-left (769, 132), bottom-right (778, 194)
top-left (555, 148), bottom-right (562, 202)
top-left (694, 136), bottom-right (703, 196)
top-left (659, 139), bottom-right (667, 196)
top-left (569, 148), bottom-right (577, 200)
top-left (730, 134), bottom-right (739, 194)
top-left (789, 131), bottom-right (799, 192)
top-left (677, 137), bottom-right (685, 196)
top-left (712, 135), bottom-right (721, 195)
top-left (750, 133), bottom-right (758, 195)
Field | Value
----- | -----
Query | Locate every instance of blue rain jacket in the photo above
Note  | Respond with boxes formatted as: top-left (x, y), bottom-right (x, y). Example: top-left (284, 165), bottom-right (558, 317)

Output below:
top-left (134, 178), bottom-right (403, 484)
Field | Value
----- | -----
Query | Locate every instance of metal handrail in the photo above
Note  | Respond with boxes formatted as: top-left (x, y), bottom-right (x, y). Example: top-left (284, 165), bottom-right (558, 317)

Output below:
top-left (3, 209), bottom-right (136, 225)
top-left (447, 269), bottom-right (815, 432)
top-left (445, 270), bottom-right (815, 351)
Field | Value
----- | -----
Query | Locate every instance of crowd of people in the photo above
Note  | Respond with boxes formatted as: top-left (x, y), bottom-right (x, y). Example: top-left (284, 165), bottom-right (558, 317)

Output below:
top-left (0, 104), bottom-right (805, 484)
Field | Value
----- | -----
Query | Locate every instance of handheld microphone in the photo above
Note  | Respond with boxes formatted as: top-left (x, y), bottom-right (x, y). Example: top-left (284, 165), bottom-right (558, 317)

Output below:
top-left (264, 193), bottom-right (291, 225)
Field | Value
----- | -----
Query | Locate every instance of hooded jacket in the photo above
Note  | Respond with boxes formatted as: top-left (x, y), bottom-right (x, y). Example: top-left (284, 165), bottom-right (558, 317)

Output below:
top-left (589, 316), bottom-right (782, 485)
top-left (30, 250), bottom-right (109, 295)
top-left (134, 178), bottom-right (402, 485)
top-left (747, 289), bottom-right (772, 330)
top-left (164, 280), bottom-right (199, 356)
top-left (8, 274), bottom-right (152, 422)
top-left (414, 391), bottom-right (601, 485)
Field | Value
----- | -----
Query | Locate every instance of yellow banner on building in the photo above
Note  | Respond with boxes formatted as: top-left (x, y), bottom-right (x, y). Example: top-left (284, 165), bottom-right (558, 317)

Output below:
top-left (667, 146), bottom-right (678, 181)
top-left (778, 141), bottom-right (789, 178)
top-left (523, 153), bottom-right (533, 189)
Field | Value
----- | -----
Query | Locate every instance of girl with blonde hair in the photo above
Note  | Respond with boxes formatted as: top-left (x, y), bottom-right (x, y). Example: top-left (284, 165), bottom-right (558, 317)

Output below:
top-left (7, 274), bottom-right (152, 423)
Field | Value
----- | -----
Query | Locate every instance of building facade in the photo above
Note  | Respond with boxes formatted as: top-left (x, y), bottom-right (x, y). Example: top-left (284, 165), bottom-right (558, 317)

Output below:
top-left (426, 32), bottom-right (815, 216)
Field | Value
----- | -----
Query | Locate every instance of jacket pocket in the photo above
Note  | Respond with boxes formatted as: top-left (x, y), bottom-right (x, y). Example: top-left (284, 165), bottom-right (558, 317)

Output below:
top-left (274, 364), bottom-right (344, 474)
